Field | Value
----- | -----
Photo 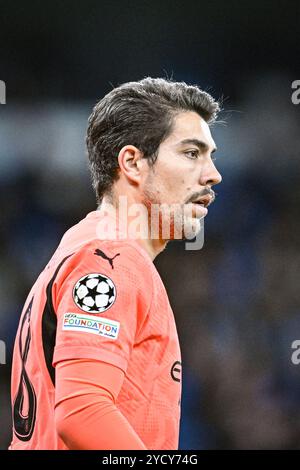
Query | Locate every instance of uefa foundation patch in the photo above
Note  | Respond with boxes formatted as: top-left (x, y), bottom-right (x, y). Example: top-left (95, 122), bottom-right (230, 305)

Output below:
top-left (63, 313), bottom-right (120, 339)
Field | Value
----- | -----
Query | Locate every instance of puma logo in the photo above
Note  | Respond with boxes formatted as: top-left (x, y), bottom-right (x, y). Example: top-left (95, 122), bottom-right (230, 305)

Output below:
top-left (94, 249), bottom-right (120, 269)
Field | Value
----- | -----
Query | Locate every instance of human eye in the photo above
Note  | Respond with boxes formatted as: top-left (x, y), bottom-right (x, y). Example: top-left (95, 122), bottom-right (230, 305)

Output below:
top-left (184, 149), bottom-right (199, 159)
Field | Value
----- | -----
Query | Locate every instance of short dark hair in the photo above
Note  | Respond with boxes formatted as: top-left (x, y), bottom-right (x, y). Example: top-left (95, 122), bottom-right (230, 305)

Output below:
top-left (86, 77), bottom-right (220, 203)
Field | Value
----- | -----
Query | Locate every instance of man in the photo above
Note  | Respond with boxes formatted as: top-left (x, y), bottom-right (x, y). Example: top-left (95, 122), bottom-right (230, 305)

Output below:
top-left (10, 77), bottom-right (222, 450)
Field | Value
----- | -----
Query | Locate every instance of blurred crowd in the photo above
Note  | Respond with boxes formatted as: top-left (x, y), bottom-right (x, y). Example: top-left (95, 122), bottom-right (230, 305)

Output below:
top-left (1, 74), bottom-right (300, 449)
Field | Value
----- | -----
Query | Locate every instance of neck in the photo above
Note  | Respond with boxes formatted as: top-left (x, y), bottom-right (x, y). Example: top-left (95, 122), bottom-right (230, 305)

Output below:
top-left (97, 195), bottom-right (168, 261)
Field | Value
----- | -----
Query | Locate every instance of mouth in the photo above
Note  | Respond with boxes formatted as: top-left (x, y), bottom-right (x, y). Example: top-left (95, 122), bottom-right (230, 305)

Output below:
top-left (190, 202), bottom-right (208, 218)
top-left (186, 194), bottom-right (213, 219)
top-left (192, 195), bottom-right (213, 208)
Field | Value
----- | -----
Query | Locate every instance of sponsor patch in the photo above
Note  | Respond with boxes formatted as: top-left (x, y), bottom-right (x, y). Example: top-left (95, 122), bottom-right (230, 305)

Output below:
top-left (73, 273), bottom-right (117, 314)
top-left (63, 313), bottom-right (120, 339)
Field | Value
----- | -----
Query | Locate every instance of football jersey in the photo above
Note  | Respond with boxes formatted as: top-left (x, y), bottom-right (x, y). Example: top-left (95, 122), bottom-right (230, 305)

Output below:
top-left (10, 210), bottom-right (182, 450)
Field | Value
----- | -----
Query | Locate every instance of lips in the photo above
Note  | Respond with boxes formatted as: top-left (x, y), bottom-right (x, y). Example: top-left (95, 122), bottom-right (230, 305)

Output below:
top-left (190, 202), bottom-right (208, 218)
top-left (192, 195), bottom-right (213, 208)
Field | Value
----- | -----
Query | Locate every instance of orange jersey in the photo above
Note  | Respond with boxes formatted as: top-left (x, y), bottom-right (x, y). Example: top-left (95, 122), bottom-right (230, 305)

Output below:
top-left (10, 211), bottom-right (182, 450)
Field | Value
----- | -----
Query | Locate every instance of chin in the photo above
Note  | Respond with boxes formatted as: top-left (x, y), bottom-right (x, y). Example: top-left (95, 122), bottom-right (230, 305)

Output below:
top-left (182, 217), bottom-right (202, 240)
top-left (164, 217), bottom-right (201, 241)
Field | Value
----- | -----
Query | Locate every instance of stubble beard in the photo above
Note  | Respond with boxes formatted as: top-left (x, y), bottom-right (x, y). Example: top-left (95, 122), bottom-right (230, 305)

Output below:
top-left (141, 181), bottom-right (202, 242)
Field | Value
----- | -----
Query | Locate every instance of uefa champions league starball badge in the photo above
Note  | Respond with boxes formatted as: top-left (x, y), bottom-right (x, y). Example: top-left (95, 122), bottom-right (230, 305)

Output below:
top-left (73, 273), bottom-right (116, 314)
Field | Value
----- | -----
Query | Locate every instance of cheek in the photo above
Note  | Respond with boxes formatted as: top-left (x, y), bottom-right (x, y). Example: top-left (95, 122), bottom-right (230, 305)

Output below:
top-left (159, 178), bottom-right (191, 203)
top-left (163, 168), bottom-right (187, 188)
top-left (152, 159), bottom-right (195, 200)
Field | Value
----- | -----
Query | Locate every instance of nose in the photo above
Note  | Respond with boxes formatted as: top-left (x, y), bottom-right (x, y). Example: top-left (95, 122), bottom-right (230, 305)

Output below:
top-left (199, 160), bottom-right (222, 187)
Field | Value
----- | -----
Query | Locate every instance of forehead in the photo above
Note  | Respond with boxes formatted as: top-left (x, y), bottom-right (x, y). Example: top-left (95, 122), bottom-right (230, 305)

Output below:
top-left (166, 111), bottom-right (216, 150)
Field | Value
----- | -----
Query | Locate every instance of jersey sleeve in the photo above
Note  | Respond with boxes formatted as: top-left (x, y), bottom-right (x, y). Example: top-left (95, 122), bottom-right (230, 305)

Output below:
top-left (54, 359), bottom-right (147, 449)
top-left (52, 240), bottom-right (153, 373)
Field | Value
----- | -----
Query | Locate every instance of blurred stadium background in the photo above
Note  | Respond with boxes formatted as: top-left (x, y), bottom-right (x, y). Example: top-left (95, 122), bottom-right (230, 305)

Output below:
top-left (1, 0), bottom-right (300, 449)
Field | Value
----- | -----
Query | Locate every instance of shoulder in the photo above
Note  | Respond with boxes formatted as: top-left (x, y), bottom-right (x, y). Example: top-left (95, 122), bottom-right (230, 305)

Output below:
top-left (69, 238), bottom-right (154, 276)
top-left (53, 238), bottom-right (155, 304)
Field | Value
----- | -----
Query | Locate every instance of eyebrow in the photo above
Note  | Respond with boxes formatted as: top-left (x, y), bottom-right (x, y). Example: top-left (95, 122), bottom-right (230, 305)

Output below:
top-left (178, 138), bottom-right (217, 154)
